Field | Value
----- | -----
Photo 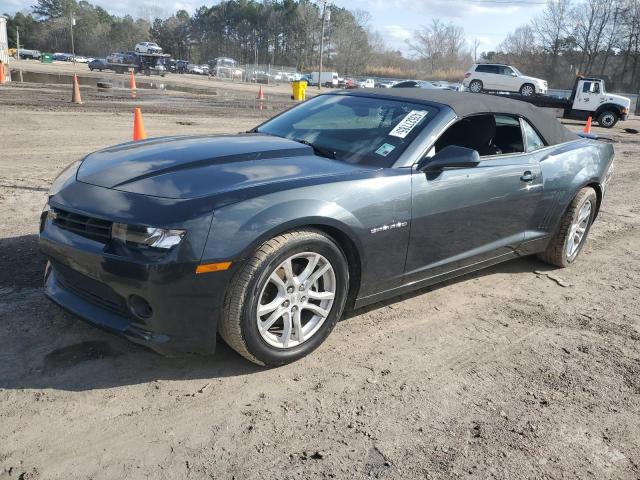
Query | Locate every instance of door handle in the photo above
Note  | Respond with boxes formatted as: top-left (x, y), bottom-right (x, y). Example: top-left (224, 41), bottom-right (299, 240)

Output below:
top-left (520, 171), bottom-right (536, 182)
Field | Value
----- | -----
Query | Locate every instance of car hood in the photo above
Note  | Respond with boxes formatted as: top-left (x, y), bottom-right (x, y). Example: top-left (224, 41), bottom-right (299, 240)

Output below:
top-left (520, 75), bottom-right (546, 85)
top-left (76, 134), bottom-right (368, 199)
top-left (603, 93), bottom-right (631, 108)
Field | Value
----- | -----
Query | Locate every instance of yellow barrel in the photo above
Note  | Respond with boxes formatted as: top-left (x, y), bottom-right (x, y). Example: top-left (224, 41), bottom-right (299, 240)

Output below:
top-left (292, 80), bottom-right (307, 101)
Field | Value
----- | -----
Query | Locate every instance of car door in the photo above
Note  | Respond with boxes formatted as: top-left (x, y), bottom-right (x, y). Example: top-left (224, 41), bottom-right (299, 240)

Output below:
top-left (404, 114), bottom-right (544, 283)
top-left (574, 81), bottom-right (599, 112)
top-left (499, 66), bottom-right (518, 92)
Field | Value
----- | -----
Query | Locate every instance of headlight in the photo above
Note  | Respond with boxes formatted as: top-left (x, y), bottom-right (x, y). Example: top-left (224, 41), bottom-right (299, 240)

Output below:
top-left (111, 223), bottom-right (186, 250)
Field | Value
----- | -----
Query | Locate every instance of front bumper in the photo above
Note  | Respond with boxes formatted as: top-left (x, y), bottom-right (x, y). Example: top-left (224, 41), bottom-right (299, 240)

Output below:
top-left (39, 189), bottom-right (231, 356)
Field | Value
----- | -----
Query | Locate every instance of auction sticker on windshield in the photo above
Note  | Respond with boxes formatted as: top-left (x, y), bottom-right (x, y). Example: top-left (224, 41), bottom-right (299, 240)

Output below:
top-left (375, 143), bottom-right (396, 156)
top-left (389, 110), bottom-right (429, 139)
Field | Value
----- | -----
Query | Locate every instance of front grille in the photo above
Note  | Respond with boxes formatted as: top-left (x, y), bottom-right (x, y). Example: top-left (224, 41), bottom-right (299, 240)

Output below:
top-left (52, 208), bottom-right (112, 243)
top-left (53, 261), bottom-right (128, 317)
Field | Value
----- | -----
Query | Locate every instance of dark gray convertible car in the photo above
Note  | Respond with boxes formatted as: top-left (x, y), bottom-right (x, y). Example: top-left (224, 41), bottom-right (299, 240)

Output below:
top-left (39, 90), bottom-right (615, 365)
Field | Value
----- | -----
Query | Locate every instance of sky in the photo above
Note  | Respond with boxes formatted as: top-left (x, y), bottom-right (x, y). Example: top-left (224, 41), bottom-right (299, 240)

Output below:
top-left (0, 0), bottom-right (547, 55)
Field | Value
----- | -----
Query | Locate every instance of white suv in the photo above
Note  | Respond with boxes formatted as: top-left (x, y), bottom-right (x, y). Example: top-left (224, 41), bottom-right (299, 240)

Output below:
top-left (463, 63), bottom-right (547, 96)
top-left (135, 42), bottom-right (163, 54)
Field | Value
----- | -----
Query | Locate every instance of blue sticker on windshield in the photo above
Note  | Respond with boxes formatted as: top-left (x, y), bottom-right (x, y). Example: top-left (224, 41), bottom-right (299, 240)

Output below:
top-left (375, 143), bottom-right (396, 157)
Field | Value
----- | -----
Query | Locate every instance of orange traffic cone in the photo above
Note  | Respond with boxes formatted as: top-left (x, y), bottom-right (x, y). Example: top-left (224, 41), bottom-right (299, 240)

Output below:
top-left (129, 71), bottom-right (137, 99)
top-left (0, 61), bottom-right (6, 85)
top-left (257, 86), bottom-right (265, 100)
top-left (133, 107), bottom-right (147, 141)
top-left (71, 73), bottom-right (82, 104)
top-left (583, 116), bottom-right (592, 134)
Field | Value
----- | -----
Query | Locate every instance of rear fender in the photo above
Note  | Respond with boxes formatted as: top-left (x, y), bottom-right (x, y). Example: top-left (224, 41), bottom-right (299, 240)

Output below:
top-left (540, 140), bottom-right (613, 234)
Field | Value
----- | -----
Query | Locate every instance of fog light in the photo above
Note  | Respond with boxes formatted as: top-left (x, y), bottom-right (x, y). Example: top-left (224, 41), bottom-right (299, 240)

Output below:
top-left (128, 295), bottom-right (153, 319)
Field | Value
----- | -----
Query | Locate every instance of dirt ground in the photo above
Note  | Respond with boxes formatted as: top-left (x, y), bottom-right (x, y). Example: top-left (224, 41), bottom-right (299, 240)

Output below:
top-left (0, 79), bottom-right (639, 480)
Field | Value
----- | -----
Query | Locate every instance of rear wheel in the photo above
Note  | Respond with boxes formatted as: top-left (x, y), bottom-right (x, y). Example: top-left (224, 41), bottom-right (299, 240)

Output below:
top-left (519, 83), bottom-right (535, 96)
top-left (597, 110), bottom-right (618, 128)
top-left (220, 229), bottom-right (349, 366)
top-left (538, 187), bottom-right (597, 267)
top-left (469, 79), bottom-right (483, 93)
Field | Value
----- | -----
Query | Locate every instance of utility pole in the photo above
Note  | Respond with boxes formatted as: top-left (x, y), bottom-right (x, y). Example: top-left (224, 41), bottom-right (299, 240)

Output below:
top-left (70, 12), bottom-right (76, 64)
top-left (16, 26), bottom-right (19, 60)
top-left (474, 38), bottom-right (480, 62)
top-left (318, 0), bottom-right (330, 90)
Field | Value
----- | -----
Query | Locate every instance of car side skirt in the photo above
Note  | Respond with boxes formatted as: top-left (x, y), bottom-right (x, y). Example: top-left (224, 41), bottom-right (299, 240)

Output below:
top-left (354, 250), bottom-right (521, 309)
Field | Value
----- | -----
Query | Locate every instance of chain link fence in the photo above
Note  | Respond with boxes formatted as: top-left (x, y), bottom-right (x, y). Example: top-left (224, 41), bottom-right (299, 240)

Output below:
top-left (210, 63), bottom-right (299, 84)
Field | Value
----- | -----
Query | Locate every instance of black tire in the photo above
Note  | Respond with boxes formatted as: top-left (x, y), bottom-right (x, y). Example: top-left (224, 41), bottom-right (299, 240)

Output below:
top-left (519, 83), bottom-right (535, 96)
top-left (469, 79), bottom-right (483, 93)
top-left (538, 187), bottom-right (597, 267)
top-left (220, 229), bottom-right (349, 366)
top-left (597, 110), bottom-right (618, 128)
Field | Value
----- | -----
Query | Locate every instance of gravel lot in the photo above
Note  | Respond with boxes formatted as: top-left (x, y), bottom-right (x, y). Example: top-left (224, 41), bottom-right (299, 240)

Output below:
top-left (0, 76), bottom-right (639, 480)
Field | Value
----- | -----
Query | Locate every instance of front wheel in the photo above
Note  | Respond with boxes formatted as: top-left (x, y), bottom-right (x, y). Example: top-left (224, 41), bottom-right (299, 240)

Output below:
top-left (519, 83), bottom-right (535, 96)
top-left (597, 110), bottom-right (618, 128)
top-left (220, 229), bottom-right (349, 366)
top-left (538, 187), bottom-right (597, 267)
top-left (469, 79), bottom-right (483, 93)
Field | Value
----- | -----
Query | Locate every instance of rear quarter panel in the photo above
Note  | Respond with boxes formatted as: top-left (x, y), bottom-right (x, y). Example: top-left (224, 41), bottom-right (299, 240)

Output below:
top-left (536, 139), bottom-right (614, 238)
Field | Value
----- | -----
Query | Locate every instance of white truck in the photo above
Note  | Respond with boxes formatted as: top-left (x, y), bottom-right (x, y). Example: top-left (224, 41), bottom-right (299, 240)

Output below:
top-left (359, 78), bottom-right (375, 88)
top-left (491, 76), bottom-right (631, 128)
top-left (310, 71), bottom-right (339, 87)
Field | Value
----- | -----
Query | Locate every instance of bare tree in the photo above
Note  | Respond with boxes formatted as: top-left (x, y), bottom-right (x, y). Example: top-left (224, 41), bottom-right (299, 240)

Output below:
top-left (408, 19), bottom-right (471, 74)
top-left (532, 0), bottom-right (572, 81)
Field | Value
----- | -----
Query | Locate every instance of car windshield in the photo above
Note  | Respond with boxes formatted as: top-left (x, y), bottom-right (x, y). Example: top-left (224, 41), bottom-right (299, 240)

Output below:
top-left (511, 66), bottom-right (522, 75)
top-left (257, 95), bottom-right (438, 167)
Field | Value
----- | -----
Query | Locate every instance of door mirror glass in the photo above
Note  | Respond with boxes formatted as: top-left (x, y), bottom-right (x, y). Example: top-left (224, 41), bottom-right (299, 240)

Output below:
top-left (419, 145), bottom-right (481, 172)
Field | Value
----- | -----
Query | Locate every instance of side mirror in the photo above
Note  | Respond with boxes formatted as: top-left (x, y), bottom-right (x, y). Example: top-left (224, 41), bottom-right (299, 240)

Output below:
top-left (418, 145), bottom-right (481, 172)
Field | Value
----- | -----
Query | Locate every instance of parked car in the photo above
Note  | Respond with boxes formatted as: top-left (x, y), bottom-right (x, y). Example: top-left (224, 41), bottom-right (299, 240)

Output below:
top-left (463, 63), bottom-right (547, 96)
top-left (18, 49), bottom-right (40, 60)
top-left (53, 52), bottom-right (73, 62)
top-left (40, 89), bottom-right (614, 366)
top-left (74, 55), bottom-right (89, 63)
top-left (187, 64), bottom-right (204, 74)
top-left (88, 58), bottom-right (109, 71)
top-left (135, 42), bottom-right (163, 54)
top-left (378, 81), bottom-right (397, 88)
top-left (392, 80), bottom-right (440, 89)
top-left (252, 71), bottom-right (274, 83)
top-left (358, 78), bottom-right (375, 88)
top-left (340, 78), bottom-right (357, 89)
top-left (168, 59), bottom-right (188, 74)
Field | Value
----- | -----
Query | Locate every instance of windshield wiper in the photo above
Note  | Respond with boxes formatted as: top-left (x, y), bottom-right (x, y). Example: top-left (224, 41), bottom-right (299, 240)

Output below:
top-left (292, 139), bottom-right (337, 160)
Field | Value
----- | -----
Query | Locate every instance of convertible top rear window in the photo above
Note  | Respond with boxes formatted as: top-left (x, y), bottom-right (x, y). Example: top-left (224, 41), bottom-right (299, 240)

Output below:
top-left (257, 95), bottom-right (439, 167)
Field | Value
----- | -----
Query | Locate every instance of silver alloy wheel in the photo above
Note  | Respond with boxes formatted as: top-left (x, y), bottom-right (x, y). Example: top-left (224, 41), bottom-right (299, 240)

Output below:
top-left (600, 112), bottom-right (616, 127)
top-left (469, 80), bottom-right (482, 93)
top-left (567, 199), bottom-right (592, 258)
top-left (256, 252), bottom-right (336, 349)
top-left (521, 84), bottom-right (534, 96)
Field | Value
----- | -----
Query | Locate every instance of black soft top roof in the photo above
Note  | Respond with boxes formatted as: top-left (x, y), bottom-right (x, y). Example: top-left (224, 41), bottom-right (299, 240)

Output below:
top-left (334, 89), bottom-right (578, 146)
